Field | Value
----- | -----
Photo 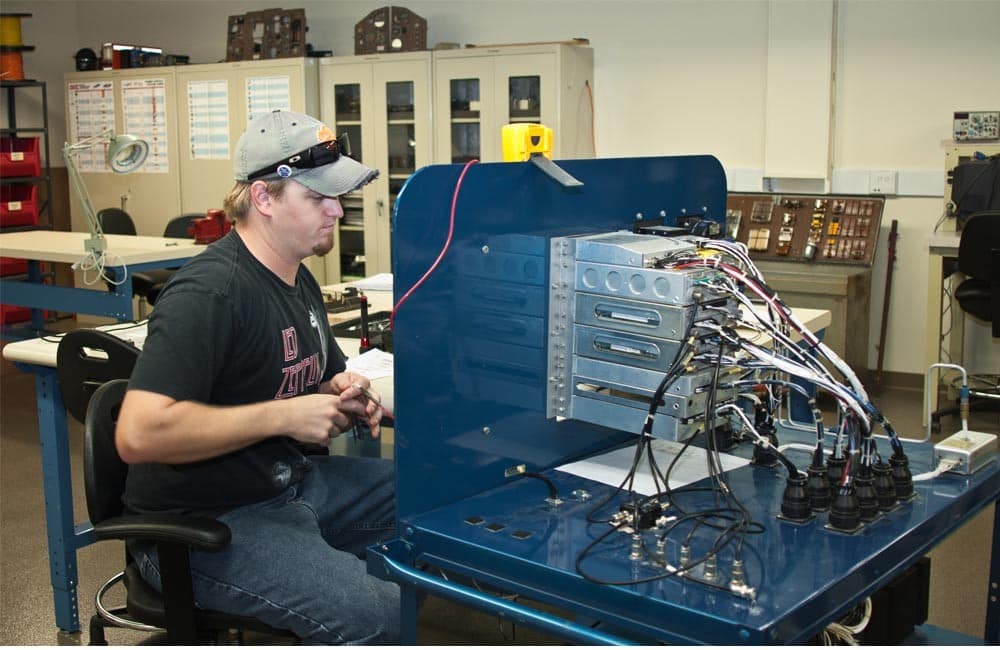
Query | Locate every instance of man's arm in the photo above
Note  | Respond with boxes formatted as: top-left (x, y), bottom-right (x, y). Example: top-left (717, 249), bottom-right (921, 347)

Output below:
top-left (115, 385), bottom-right (373, 465)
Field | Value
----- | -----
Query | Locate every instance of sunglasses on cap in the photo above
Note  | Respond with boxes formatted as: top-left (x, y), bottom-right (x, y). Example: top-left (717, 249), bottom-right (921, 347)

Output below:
top-left (247, 133), bottom-right (353, 181)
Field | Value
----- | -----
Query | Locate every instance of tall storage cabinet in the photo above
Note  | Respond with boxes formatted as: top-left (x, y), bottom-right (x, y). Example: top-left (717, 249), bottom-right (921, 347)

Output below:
top-left (67, 58), bottom-right (331, 282)
top-left (64, 68), bottom-right (181, 236)
top-left (432, 44), bottom-right (594, 164)
top-left (173, 58), bottom-right (319, 215)
top-left (319, 52), bottom-right (432, 281)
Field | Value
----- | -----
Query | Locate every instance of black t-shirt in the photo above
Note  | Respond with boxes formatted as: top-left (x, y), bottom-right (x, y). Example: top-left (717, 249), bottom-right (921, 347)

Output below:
top-left (124, 230), bottom-right (346, 515)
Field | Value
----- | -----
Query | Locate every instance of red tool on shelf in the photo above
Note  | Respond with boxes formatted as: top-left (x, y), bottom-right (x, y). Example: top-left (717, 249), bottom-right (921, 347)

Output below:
top-left (187, 208), bottom-right (231, 244)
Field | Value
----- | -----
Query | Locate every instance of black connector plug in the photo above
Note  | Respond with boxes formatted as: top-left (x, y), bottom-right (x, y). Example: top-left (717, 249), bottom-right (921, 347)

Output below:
top-left (872, 461), bottom-right (897, 511)
top-left (826, 455), bottom-right (847, 486)
top-left (890, 453), bottom-right (914, 500)
top-left (828, 485), bottom-right (861, 532)
top-left (751, 422), bottom-right (779, 467)
top-left (780, 474), bottom-right (812, 521)
top-left (806, 464), bottom-right (832, 511)
top-left (854, 467), bottom-right (879, 521)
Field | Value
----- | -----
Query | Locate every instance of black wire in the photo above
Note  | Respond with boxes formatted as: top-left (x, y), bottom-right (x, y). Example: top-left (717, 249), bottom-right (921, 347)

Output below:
top-left (520, 472), bottom-right (559, 501)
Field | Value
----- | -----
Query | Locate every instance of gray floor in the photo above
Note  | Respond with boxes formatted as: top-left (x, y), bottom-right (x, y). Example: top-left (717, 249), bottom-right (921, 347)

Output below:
top-left (1, 332), bottom-right (997, 645)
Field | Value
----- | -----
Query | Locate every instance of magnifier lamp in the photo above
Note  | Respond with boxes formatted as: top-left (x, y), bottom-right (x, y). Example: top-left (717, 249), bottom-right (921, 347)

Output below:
top-left (63, 130), bottom-right (149, 255)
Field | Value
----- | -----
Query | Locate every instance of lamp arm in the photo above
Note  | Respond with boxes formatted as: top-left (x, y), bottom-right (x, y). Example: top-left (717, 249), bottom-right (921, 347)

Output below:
top-left (63, 141), bottom-right (106, 255)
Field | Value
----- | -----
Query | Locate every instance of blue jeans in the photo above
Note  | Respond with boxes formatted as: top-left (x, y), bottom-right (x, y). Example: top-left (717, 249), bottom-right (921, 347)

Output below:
top-left (131, 455), bottom-right (400, 644)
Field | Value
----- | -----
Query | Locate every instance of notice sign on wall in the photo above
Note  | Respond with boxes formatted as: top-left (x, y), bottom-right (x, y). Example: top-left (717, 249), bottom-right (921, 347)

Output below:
top-left (187, 80), bottom-right (231, 160)
top-left (121, 78), bottom-right (170, 173)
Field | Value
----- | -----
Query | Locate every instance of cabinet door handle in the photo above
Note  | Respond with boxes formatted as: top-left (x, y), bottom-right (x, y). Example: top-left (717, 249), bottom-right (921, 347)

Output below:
top-left (376, 198), bottom-right (385, 217)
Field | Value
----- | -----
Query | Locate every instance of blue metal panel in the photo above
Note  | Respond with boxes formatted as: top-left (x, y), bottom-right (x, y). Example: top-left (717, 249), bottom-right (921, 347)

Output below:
top-left (391, 156), bottom-right (728, 520)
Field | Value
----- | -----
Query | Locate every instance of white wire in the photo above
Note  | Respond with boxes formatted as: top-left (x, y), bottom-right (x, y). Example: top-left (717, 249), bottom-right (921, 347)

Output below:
top-left (912, 457), bottom-right (960, 481)
top-left (77, 251), bottom-right (128, 287)
top-left (841, 598), bottom-right (872, 635)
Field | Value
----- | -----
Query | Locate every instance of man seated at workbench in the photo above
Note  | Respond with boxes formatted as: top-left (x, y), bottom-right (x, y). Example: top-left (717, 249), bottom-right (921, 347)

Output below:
top-left (115, 110), bottom-right (400, 643)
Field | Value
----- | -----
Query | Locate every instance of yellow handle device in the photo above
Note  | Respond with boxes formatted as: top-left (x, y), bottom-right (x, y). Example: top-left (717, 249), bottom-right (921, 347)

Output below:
top-left (501, 124), bottom-right (553, 162)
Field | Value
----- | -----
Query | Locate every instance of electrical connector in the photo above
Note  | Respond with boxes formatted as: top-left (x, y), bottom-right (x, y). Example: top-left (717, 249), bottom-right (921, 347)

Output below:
top-left (806, 465), bottom-right (832, 511)
top-left (780, 474), bottom-right (812, 522)
top-left (889, 453), bottom-right (914, 500)
top-left (828, 485), bottom-right (861, 532)
top-left (618, 500), bottom-right (664, 530)
top-left (933, 430), bottom-right (997, 475)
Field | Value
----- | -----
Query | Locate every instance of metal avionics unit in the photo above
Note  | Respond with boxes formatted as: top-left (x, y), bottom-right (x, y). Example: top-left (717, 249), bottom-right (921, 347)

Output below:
top-left (354, 6), bottom-right (427, 54)
top-left (548, 232), bottom-right (739, 440)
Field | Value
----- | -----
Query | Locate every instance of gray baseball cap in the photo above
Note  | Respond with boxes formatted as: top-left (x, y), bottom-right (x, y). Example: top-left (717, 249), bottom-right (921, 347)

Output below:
top-left (234, 110), bottom-right (378, 196)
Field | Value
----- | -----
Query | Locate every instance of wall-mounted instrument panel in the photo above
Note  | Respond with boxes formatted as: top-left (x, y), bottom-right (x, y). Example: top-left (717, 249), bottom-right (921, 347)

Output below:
top-left (726, 193), bottom-right (884, 266)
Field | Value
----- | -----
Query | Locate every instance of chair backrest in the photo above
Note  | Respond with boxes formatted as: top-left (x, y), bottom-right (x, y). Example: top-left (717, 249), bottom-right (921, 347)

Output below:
top-left (83, 378), bottom-right (130, 524)
top-left (97, 207), bottom-right (137, 236)
top-left (958, 211), bottom-right (1000, 281)
top-left (57, 329), bottom-right (140, 424)
top-left (163, 214), bottom-right (198, 239)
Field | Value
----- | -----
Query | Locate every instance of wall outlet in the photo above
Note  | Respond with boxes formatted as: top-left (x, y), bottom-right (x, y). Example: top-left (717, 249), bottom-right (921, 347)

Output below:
top-left (868, 170), bottom-right (898, 195)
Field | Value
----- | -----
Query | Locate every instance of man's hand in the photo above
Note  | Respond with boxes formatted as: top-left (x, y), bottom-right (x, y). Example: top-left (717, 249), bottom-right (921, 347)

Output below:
top-left (281, 393), bottom-right (369, 445)
top-left (325, 372), bottom-right (383, 438)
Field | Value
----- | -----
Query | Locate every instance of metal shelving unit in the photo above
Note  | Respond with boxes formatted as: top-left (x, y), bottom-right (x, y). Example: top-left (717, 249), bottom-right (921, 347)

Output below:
top-left (2, 80), bottom-right (53, 334)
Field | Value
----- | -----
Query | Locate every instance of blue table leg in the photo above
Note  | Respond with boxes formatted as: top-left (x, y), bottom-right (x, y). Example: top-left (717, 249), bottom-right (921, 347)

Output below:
top-left (400, 585), bottom-right (419, 644)
top-left (987, 499), bottom-right (1000, 643)
top-left (28, 260), bottom-right (45, 333)
top-left (34, 367), bottom-right (86, 632)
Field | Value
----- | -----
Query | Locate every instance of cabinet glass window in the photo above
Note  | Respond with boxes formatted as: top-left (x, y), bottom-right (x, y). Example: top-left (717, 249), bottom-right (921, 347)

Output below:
top-left (334, 84), bottom-right (361, 121)
top-left (334, 84), bottom-right (363, 164)
top-left (450, 123), bottom-right (480, 163)
top-left (387, 124), bottom-right (415, 175)
top-left (508, 75), bottom-right (541, 123)
top-left (386, 81), bottom-right (415, 176)
top-left (450, 78), bottom-right (480, 118)
top-left (339, 125), bottom-right (363, 164)
top-left (386, 81), bottom-right (414, 119)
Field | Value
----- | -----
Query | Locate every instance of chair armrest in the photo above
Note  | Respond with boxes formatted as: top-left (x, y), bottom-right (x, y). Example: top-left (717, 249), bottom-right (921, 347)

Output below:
top-left (93, 513), bottom-right (231, 552)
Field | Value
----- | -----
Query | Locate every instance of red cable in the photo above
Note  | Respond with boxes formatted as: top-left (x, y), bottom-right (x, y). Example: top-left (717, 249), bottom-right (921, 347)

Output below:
top-left (584, 80), bottom-right (596, 156)
top-left (390, 159), bottom-right (479, 330)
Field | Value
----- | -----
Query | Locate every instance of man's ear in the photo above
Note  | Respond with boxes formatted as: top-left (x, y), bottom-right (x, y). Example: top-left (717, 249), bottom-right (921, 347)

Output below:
top-left (249, 181), bottom-right (273, 215)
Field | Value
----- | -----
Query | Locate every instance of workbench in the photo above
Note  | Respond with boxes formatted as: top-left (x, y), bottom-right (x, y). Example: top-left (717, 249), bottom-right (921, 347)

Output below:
top-left (369, 155), bottom-right (999, 644)
top-left (0, 230), bottom-right (205, 328)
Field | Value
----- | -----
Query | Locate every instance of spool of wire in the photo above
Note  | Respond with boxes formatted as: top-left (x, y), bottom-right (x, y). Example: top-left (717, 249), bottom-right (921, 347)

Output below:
top-left (0, 13), bottom-right (34, 81)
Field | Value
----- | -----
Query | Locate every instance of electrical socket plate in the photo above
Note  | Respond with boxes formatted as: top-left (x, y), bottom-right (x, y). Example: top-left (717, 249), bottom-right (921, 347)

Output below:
top-left (868, 170), bottom-right (898, 195)
top-left (934, 430), bottom-right (997, 475)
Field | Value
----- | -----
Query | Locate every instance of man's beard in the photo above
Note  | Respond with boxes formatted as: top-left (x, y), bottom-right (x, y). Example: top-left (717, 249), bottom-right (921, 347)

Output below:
top-left (312, 233), bottom-right (334, 257)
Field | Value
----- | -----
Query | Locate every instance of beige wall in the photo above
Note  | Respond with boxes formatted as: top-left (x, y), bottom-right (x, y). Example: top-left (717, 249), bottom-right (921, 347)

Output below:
top-left (4, 0), bottom-right (999, 375)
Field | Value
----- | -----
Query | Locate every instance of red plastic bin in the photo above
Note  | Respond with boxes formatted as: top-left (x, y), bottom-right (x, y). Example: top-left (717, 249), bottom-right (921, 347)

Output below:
top-left (0, 184), bottom-right (39, 226)
top-left (0, 304), bottom-right (31, 325)
top-left (0, 257), bottom-right (29, 276)
top-left (0, 136), bottom-right (41, 178)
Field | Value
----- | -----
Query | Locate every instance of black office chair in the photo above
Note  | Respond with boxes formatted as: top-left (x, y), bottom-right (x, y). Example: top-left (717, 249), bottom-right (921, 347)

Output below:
top-left (97, 207), bottom-right (138, 236)
top-left (142, 214), bottom-right (199, 306)
top-left (97, 209), bottom-right (197, 315)
top-left (955, 211), bottom-right (1000, 338)
top-left (95, 208), bottom-right (153, 315)
top-left (933, 211), bottom-right (1000, 429)
top-left (56, 329), bottom-right (140, 424)
top-left (83, 379), bottom-right (297, 645)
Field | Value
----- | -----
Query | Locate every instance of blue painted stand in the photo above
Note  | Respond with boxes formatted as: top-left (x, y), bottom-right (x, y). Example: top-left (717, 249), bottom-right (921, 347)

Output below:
top-left (368, 156), bottom-right (1000, 644)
